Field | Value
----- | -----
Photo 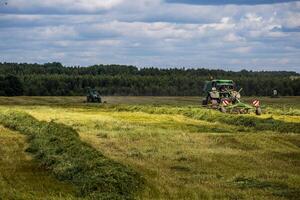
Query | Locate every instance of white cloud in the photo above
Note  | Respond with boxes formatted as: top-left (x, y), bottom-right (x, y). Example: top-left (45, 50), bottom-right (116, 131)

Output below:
top-left (224, 33), bottom-right (244, 42)
top-left (231, 46), bottom-right (252, 53)
top-left (7, 0), bottom-right (123, 12)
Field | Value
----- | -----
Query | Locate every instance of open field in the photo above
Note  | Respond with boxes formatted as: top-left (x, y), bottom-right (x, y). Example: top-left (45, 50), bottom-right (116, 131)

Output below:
top-left (0, 96), bottom-right (299, 107)
top-left (0, 96), bottom-right (299, 199)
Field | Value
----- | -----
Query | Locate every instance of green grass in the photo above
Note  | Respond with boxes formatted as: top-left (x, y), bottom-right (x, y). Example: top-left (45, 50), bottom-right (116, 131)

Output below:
top-left (0, 96), bottom-right (299, 199)
top-left (0, 126), bottom-right (76, 200)
top-left (0, 111), bottom-right (144, 200)
top-left (111, 105), bottom-right (300, 133)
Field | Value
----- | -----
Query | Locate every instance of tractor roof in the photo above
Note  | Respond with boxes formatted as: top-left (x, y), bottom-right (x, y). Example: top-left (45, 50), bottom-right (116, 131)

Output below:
top-left (213, 79), bottom-right (233, 83)
top-left (213, 80), bottom-right (233, 84)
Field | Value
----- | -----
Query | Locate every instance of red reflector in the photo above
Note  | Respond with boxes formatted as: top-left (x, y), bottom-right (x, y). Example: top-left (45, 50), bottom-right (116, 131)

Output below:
top-left (252, 100), bottom-right (260, 107)
top-left (222, 100), bottom-right (229, 106)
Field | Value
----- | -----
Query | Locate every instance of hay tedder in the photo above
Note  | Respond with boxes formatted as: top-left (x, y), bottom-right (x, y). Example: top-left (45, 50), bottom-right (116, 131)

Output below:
top-left (202, 80), bottom-right (262, 115)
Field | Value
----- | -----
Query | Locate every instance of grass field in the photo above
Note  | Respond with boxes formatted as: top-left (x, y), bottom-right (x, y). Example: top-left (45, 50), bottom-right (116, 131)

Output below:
top-left (0, 126), bottom-right (76, 200)
top-left (0, 96), bottom-right (299, 199)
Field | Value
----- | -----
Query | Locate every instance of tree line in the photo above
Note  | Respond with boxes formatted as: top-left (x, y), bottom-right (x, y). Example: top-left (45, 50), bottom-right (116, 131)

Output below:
top-left (0, 62), bottom-right (299, 96)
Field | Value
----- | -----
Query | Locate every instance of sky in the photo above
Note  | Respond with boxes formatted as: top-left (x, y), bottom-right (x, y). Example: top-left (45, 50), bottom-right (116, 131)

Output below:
top-left (0, 0), bottom-right (300, 71)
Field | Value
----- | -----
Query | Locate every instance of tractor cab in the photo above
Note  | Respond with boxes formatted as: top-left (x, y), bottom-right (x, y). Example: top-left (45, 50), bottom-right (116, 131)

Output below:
top-left (203, 80), bottom-right (236, 99)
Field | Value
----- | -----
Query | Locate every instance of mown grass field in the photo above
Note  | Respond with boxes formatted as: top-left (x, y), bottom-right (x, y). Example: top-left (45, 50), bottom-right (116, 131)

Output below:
top-left (0, 96), bottom-right (299, 199)
top-left (0, 126), bottom-right (77, 200)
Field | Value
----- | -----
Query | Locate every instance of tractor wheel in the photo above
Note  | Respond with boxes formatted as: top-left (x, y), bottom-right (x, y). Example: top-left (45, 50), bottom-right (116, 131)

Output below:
top-left (256, 107), bottom-right (262, 115)
top-left (243, 109), bottom-right (250, 114)
top-left (239, 109), bottom-right (248, 114)
top-left (211, 99), bottom-right (218, 109)
top-left (207, 96), bottom-right (212, 104)
top-left (219, 106), bottom-right (226, 113)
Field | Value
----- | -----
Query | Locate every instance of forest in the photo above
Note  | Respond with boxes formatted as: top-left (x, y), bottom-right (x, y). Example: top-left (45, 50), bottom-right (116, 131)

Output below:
top-left (0, 62), bottom-right (299, 96)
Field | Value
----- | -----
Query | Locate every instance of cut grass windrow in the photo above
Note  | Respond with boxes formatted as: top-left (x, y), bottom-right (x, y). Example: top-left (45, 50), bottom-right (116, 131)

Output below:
top-left (112, 105), bottom-right (300, 133)
top-left (0, 111), bottom-right (144, 200)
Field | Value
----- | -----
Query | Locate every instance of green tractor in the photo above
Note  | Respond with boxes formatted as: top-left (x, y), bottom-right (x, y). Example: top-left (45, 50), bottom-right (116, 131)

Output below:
top-left (86, 88), bottom-right (102, 103)
top-left (202, 79), bottom-right (262, 115)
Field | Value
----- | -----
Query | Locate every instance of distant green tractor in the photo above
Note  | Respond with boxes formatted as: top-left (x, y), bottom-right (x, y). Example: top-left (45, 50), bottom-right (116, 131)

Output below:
top-left (271, 89), bottom-right (279, 98)
top-left (202, 79), bottom-right (262, 115)
top-left (86, 88), bottom-right (102, 103)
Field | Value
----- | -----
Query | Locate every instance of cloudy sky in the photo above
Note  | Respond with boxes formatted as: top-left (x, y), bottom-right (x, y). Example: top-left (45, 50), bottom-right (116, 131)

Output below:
top-left (0, 0), bottom-right (300, 71)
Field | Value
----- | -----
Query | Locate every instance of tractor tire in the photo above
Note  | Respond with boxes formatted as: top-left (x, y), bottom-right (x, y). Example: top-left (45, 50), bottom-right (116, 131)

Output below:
top-left (256, 107), bottom-right (262, 115)
top-left (219, 106), bottom-right (227, 113)
top-left (207, 96), bottom-right (212, 104)
top-left (211, 99), bottom-right (218, 109)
